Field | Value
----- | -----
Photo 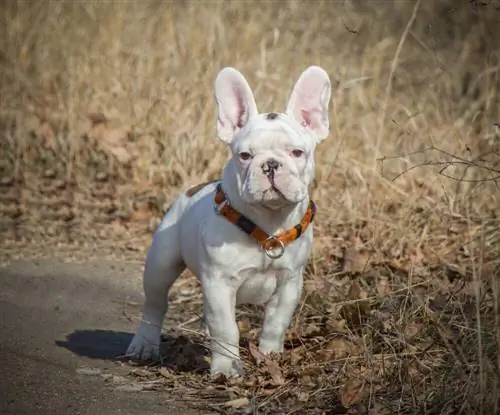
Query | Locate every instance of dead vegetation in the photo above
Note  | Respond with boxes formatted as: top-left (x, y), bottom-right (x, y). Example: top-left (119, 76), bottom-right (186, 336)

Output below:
top-left (1, 0), bottom-right (499, 413)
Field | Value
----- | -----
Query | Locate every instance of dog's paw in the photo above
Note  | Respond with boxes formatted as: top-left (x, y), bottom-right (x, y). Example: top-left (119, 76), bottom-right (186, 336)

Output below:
top-left (126, 333), bottom-right (161, 362)
top-left (258, 338), bottom-right (284, 355)
top-left (210, 357), bottom-right (245, 379)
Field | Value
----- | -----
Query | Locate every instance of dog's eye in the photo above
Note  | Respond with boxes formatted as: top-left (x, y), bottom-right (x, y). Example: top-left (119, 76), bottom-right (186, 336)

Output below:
top-left (291, 149), bottom-right (304, 158)
top-left (239, 152), bottom-right (253, 161)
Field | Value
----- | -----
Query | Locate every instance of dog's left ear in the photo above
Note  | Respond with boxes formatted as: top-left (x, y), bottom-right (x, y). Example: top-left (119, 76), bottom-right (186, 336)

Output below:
top-left (214, 67), bottom-right (258, 144)
top-left (285, 66), bottom-right (332, 142)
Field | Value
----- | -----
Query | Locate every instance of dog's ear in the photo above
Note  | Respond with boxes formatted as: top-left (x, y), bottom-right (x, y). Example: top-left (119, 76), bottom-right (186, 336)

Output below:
top-left (285, 66), bottom-right (331, 142)
top-left (214, 67), bottom-right (258, 144)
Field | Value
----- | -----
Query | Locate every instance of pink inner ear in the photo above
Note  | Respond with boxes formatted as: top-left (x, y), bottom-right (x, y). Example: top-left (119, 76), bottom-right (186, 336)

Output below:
top-left (300, 108), bottom-right (324, 130)
top-left (235, 86), bottom-right (246, 128)
top-left (217, 84), bottom-right (247, 131)
top-left (300, 109), bottom-right (312, 127)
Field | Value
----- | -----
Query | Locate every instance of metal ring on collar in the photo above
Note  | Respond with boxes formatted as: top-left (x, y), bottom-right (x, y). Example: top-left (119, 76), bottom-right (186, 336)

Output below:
top-left (262, 236), bottom-right (285, 259)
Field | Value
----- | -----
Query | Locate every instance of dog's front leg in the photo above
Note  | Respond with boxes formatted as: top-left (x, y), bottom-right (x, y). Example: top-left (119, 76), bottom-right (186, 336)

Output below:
top-left (259, 269), bottom-right (304, 354)
top-left (202, 277), bottom-right (244, 378)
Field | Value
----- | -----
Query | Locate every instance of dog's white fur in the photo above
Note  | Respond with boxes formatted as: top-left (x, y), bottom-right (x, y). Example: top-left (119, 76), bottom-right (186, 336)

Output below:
top-left (126, 66), bottom-right (332, 377)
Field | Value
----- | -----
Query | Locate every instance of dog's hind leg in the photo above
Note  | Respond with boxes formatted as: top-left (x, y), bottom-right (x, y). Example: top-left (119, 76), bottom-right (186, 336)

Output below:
top-left (126, 210), bottom-right (185, 362)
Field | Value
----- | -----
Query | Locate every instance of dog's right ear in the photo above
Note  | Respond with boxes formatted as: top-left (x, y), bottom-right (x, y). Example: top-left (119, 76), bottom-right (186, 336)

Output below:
top-left (214, 67), bottom-right (258, 144)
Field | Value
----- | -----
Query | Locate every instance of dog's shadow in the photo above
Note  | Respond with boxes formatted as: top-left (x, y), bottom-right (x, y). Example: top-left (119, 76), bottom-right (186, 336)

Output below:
top-left (56, 329), bottom-right (210, 374)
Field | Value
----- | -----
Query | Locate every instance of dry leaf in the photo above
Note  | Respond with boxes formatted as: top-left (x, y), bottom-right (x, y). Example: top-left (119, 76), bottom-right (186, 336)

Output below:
top-left (340, 377), bottom-right (366, 408)
top-left (248, 342), bottom-right (285, 385)
top-left (342, 245), bottom-right (372, 273)
top-left (212, 372), bottom-right (229, 385)
top-left (290, 348), bottom-right (304, 365)
top-left (402, 360), bottom-right (422, 380)
top-left (369, 402), bottom-right (392, 415)
top-left (87, 112), bottom-right (107, 125)
top-left (296, 391), bottom-right (310, 402)
top-left (40, 121), bottom-right (55, 141)
top-left (104, 125), bottom-right (131, 145)
top-left (158, 367), bottom-right (172, 377)
top-left (316, 338), bottom-right (358, 361)
top-left (237, 317), bottom-right (252, 334)
top-left (266, 359), bottom-right (285, 386)
top-left (376, 276), bottom-right (391, 295)
top-left (131, 206), bottom-right (154, 222)
top-left (404, 323), bottom-right (424, 339)
top-left (341, 280), bottom-right (371, 326)
top-left (109, 146), bottom-right (132, 164)
top-left (303, 322), bottom-right (323, 337)
top-left (225, 397), bottom-right (250, 408)
top-left (248, 342), bottom-right (266, 365)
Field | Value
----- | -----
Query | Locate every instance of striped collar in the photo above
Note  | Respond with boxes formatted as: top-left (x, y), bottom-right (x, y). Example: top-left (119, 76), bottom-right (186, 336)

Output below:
top-left (213, 183), bottom-right (316, 259)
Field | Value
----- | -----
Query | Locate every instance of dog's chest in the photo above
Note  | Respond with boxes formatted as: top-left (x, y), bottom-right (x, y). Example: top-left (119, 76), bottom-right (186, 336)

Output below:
top-left (235, 268), bottom-right (280, 306)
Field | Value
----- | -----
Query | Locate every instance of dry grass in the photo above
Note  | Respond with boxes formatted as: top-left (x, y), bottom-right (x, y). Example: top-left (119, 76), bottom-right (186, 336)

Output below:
top-left (1, 0), bottom-right (499, 413)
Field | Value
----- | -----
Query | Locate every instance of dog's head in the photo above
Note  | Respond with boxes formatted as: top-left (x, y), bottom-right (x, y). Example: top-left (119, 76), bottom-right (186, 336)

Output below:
top-left (215, 66), bottom-right (331, 210)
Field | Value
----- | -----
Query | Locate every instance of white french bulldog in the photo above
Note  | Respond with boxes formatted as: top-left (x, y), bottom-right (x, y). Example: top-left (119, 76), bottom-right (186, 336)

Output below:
top-left (126, 65), bottom-right (332, 378)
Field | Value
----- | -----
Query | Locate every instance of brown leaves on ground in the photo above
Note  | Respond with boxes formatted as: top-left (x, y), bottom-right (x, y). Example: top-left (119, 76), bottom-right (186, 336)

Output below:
top-left (118, 237), bottom-right (499, 415)
top-left (340, 377), bottom-right (366, 408)
top-left (248, 342), bottom-right (286, 386)
top-left (340, 279), bottom-right (371, 327)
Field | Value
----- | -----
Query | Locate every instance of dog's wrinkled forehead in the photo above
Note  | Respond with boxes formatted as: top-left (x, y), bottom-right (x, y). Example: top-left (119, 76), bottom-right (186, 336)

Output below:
top-left (232, 112), bottom-right (312, 150)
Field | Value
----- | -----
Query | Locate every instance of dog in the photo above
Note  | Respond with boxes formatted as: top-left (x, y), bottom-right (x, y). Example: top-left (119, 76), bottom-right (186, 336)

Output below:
top-left (126, 65), bottom-right (332, 378)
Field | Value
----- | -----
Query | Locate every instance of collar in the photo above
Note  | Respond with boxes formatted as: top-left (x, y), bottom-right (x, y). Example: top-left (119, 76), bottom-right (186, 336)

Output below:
top-left (213, 183), bottom-right (316, 259)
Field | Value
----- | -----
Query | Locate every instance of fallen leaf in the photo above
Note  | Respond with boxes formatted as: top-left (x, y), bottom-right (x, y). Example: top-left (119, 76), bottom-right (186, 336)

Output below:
top-left (248, 342), bottom-right (285, 385)
top-left (237, 317), bottom-right (252, 334)
top-left (404, 323), bottom-right (424, 339)
top-left (303, 322), bottom-right (323, 337)
top-left (289, 348), bottom-right (304, 365)
top-left (212, 372), bottom-right (229, 385)
top-left (341, 280), bottom-right (371, 326)
top-left (316, 338), bottom-right (358, 361)
top-left (369, 402), bottom-right (392, 415)
top-left (159, 367), bottom-right (173, 377)
top-left (248, 342), bottom-right (266, 365)
top-left (104, 125), bottom-right (131, 146)
top-left (109, 146), bottom-right (132, 164)
top-left (88, 112), bottom-right (107, 125)
top-left (376, 276), bottom-right (391, 295)
top-left (88, 123), bottom-right (107, 141)
top-left (402, 360), bottom-right (423, 381)
top-left (266, 358), bottom-right (285, 386)
top-left (342, 245), bottom-right (372, 273)
top-left (296, 391), bottom-right (310, 402)
top-left (340, 377), bottom-right (366, 408)
top-left (131, 206), bottom-right (154, 222)
top-left (225, 397), bottom-right (250, 408)
top-left (40, 121), bottom-right (55, 142)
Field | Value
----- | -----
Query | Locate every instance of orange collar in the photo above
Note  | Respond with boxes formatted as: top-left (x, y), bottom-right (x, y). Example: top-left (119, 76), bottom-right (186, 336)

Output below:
top-left (214, 183), bottom-right (316, 259)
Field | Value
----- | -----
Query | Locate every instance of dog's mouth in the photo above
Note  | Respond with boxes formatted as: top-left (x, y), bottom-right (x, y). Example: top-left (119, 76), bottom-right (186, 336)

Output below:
top-left (267, 174), bottom-right (279, 192)
top-left (240, 165), bottom-right (303, 208)
top-left (260, 174), bottom-right (296, 209)
top-left (265, 173), bottom-right (285, 197)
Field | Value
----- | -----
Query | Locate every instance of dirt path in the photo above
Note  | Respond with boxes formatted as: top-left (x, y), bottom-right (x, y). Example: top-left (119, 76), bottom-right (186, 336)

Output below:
top-left (0, 256), bottom-right (212, 415)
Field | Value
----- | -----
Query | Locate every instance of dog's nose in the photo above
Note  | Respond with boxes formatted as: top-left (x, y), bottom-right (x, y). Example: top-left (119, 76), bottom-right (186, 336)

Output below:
top-left (261, 158), bottom-right (281, 174)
